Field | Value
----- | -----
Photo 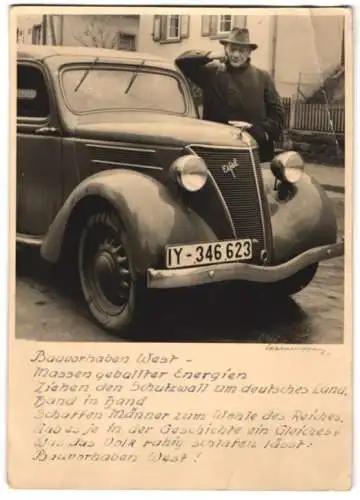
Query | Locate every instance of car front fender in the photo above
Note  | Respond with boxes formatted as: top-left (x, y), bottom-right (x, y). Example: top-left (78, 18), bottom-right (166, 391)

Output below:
top-left (41, 169), bottom-right (216, 274)
top-left (262, 168), bottom-right (338, 264)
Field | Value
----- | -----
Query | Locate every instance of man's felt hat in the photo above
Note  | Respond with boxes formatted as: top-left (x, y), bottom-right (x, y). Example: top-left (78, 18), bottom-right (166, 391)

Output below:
top-left (219, 27), bottom-right (258, 50)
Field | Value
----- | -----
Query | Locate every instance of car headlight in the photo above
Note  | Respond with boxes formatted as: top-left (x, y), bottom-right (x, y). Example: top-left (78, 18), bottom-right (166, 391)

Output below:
top-left (271, 151), bottom-right (304, 184)
top-left (170, 154), bottom-right (208, 192)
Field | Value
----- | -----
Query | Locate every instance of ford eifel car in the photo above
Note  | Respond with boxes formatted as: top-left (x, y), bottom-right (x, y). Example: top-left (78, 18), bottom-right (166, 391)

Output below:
top-left (16, 45), bottom-right (344, 334)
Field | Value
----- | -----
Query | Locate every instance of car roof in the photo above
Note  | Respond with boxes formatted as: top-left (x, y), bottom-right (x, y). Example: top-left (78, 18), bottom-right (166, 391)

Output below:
top-left (16, 44), bottom-right (175, 70)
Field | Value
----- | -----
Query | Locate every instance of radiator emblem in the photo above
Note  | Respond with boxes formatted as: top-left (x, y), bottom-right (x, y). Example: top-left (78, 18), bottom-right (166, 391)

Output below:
top-left (221, 158), bottom-right (239, 178)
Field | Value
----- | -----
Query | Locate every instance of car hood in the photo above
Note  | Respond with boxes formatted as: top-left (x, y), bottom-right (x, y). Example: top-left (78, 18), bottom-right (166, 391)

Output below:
top-left (73, 112), bottom-right (256, 148)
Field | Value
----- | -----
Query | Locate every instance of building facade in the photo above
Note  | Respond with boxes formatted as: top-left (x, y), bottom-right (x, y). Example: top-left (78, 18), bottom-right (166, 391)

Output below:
top-left (137, 14), bottom-right (275, 80)
top-left (137, 13), bottom-right (345, 98)
top-left (16, 12), bottom-right (344, 99)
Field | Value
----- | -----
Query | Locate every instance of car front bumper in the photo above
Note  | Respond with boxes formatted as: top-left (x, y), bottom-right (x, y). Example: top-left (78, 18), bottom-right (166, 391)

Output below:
top-left (146, 240), bottom-right (344, 289)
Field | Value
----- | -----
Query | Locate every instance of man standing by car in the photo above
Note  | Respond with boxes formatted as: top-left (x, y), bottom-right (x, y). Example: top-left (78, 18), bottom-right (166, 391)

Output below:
top-left (175, 27), bottom-right (285, 162)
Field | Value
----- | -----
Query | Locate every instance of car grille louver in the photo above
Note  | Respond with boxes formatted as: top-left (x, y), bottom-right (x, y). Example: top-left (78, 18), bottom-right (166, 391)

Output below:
top-left (189, 146), bottom-right (271, 264)
top-left (86, 143), bottom-right (157, 169)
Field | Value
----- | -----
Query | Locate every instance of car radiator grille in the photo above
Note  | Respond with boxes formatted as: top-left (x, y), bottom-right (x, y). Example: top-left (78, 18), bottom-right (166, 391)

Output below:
top-left (189, 146), bottom-right (270, 263)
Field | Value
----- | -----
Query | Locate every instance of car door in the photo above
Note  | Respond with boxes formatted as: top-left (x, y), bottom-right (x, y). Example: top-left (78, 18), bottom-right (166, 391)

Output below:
top-left (17, 61), bottom-right (63, 236)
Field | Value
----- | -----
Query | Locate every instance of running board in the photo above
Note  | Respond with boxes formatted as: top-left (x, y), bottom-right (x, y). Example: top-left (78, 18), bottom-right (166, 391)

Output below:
top-left (16, 233), bottom-right (43, 247)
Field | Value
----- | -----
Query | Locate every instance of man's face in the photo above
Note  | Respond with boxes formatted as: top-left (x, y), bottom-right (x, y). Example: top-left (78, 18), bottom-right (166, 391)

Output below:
top-left (225, 44), bottom-right (251, 68)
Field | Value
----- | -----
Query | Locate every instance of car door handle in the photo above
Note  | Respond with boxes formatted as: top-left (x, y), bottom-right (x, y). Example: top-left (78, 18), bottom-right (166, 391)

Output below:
top-left (34, 126), bottom-right (60, 136)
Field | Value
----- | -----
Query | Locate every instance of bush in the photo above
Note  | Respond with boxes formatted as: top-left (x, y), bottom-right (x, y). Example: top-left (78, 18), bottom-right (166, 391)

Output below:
top-left (289, 131), bottom-right (344, 165)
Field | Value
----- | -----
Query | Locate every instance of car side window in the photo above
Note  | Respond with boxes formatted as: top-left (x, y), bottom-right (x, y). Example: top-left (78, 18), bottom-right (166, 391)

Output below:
top-left (17, 64), bottom-right (50, 119)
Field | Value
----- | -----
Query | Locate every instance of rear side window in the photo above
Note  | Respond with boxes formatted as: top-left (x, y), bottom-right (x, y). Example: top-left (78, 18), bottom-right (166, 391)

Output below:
top-left (17, 64), bottom-right (50, 119)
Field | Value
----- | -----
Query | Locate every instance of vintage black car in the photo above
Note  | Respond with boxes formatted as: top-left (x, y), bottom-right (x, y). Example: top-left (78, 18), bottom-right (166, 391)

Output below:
top-left (16, 45), bottom-right (344, 334)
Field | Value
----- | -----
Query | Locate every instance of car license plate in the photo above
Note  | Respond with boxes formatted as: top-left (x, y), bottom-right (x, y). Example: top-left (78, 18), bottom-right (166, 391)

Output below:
top-left (166, 239), bottom-right (253, 269)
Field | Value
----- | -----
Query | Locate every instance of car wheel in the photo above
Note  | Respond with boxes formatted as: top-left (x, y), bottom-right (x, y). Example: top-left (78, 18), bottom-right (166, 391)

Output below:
top-left (78, 209), bottom-right (145, 334)
top-left (269, 263), bottom-right (319, 297)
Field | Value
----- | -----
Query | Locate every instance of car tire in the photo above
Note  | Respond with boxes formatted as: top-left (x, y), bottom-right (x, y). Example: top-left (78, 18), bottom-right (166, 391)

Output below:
top-left (269, 263), bottom-right (319, 297)
top-left (78, 209), bottom-right (146, 335)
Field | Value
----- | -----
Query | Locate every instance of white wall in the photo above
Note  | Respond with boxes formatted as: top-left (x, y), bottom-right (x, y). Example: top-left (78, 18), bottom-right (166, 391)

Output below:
top-left (274, 14), bottom-right (344, 97)
top-left (247, 16), bottom-right (274, 74)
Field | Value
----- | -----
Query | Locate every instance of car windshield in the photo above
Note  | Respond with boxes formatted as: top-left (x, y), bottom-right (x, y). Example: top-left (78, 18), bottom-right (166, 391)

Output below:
top-left (61, 66), bottom-right (187, 115)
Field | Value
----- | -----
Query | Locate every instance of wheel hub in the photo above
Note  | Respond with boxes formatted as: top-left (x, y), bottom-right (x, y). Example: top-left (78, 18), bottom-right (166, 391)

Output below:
top-left (91, 239), bottom-right (131, 307)
top-left (93, 251), bottom-right (117, 292)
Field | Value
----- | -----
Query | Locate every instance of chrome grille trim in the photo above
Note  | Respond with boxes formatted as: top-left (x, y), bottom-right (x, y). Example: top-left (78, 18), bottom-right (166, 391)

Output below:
top-left (248, 146), bottom-right (267, 247)
top-left (91, 159), bottom-right (162, 171)
top-left (185, 145), bottom-right (236, 238)
top-left (186, 143), bottom-right (251, 151)
top-left (86, 143), bottom-right (156, 153)
top-left (87, 142), bottom-right (158, 170)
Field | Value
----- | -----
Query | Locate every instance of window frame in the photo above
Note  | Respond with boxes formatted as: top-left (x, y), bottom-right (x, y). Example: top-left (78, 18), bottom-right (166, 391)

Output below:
top-left (152, 15), bottom-right (190, 44)
top-left (16, 61), bottom-right (52, 124)
top-left (116, 32), bottom-right (136, 51)
top-left (201, 15), bottom-right (246, 38)
top-left (32, 24), bottom-right (42, 45)
top-left (217, 15), bottom-right (234, 35)
top-left (17, 28), bottom-right (24, 44)
top-left (165, 15), bottom-right (181, 42)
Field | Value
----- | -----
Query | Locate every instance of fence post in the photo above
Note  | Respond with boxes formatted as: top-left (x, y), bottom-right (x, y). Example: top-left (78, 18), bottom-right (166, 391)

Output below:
top-left (289, 96), bottom-right (296, 130)
top-left (287, 96), bottom-right (297, 149)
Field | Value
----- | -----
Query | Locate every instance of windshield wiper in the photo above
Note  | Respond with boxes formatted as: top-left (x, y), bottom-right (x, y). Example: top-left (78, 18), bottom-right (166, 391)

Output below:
top-left (124, 59), bottom-right (146, 94)
top-left (74, 56), bottom-right (100, 92)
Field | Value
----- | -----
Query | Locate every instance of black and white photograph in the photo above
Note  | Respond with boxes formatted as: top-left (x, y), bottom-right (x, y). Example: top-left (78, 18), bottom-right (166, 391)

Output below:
top-left (6, 4), bottom-right (354, 492)
top-left (15, 7), bottom-right (347, 344)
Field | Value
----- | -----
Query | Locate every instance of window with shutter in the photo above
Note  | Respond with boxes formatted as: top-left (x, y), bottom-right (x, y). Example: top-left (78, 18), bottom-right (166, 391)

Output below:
top-left (202, 15), bottom-right (246, 38)
top-left (202, 15), bottom-right (222, 37)
top-left (153, 15), bottom-right (187, 44)
top-left (166, 15), bottom-right (181, 41)
top-left (218, 15), bottom-right (233, 34)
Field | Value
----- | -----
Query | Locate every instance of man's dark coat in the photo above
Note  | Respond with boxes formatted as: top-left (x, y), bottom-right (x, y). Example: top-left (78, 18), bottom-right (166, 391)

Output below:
top-left (175, 51), bottom-right (285, 162)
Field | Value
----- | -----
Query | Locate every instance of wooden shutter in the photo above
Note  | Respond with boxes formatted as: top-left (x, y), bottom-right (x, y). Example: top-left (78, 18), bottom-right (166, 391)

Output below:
top-left (202, 15), bottom-right (218, 36)
top-left (234, 15), bottom-right (246, 28)
top-left (201, 15), bottom-right (211, 36)
top-left (152, 15), bottom-right (161, 41)
top-left (159, 15), bottom-right (167, 42)
top-left (152, 15), bottom-right (168, 42)
top-left (180, 15), bottom-right (190, 39)
top-left (209, 15), bottom-right (218, 35)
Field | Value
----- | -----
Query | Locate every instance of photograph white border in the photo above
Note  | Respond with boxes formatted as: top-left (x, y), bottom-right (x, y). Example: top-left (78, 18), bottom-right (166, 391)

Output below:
top-left (1, 0), bottom-right (358, 498)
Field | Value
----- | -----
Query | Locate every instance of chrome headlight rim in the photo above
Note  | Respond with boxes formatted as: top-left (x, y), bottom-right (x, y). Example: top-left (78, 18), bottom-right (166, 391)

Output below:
top-left (170, 154), bottom-right (209, 192)
top-left (271, 151), bottom-right (305, 185)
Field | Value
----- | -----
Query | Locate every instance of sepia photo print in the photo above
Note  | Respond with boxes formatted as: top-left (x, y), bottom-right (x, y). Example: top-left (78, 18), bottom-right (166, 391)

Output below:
top-left (7, 4), bottom-right (353, 491)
